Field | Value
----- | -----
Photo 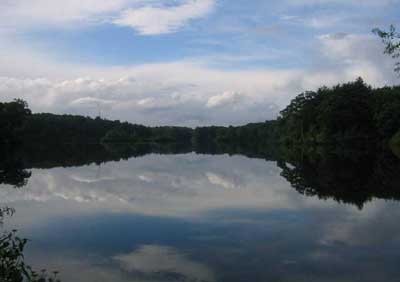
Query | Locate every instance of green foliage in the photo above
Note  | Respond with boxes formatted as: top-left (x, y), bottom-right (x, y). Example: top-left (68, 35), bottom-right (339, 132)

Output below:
top-left (102, 126), bottom-right (137, 143)
top-left (372, 86), bottom-right (400, 138)
top-left (21, 114), bottom-right (118, 144)
top-left (390, 130), bottom-right (400, 158)
top-left (373, 25), bottom-right (400, 74)
top-left (101, 123), bottom-right (193, 144)
top-left (192, 121), bottom-right (280, 154)
top-left (277, 78), bottom-right (400, 145)
top-left (0, 207), bottom-right (60, 282)
top-left (278, 78), bottom-right (375, 144)
top-left (0, 208), bottom-right (14, 225)
top-left (0, 100), bottom-right (31, 144)
top-left (10, 110), bottom-right (193, 145)
top-left (0, 230), bottom-right (60, 282)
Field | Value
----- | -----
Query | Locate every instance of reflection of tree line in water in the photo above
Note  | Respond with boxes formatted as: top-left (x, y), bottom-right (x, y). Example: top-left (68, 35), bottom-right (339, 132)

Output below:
top-left (277, 145), bottom-right (400, 209)
top-left (2, 142), bottom-right (400, 209)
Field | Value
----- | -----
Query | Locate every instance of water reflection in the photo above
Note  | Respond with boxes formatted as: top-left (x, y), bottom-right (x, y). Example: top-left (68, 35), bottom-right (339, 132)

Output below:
top-left (0, 147), bottom-right (31, 188)
top-left (1, 154), bottom-right (294, 218)
top-left (2, 144), bottom-right (400, 209)
top-left (278, 146), bottom-right (400, 209)
top-left (114, 245), bottom-right (215, 282)
top-left (1, 144), bottom-right (400, 281)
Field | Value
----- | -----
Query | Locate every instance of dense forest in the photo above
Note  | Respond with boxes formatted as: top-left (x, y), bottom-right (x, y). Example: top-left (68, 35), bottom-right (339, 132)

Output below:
top-left (20, 113), bottom-right (193, 145)
top-left (1, 78), bottom-right (400, 151)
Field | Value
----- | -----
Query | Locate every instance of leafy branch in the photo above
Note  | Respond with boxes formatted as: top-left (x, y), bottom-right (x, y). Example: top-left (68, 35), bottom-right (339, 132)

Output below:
top-left (0, 208), bottom-right (60, 282)
top-left (373, 25), bottom-right (400, 74)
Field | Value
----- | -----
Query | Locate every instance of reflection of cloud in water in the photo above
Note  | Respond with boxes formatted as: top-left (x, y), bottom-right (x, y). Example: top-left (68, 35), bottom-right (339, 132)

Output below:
top-left (318, 201), bottom-right (400, 247)
top-left (28, 252), bottom-right (137, 282)
top-left (0, 154), bottom-right (340, 223)
top-left (70, 175), bottom-right (116, 184)
top-left (29, 244), bottom-right (215, 282)
top-left (138, 174), bottom-right (154, 183)
top-left (206, 172), bottom-right (240, 190)
top-left (114, 245), bottom-right (215, 282)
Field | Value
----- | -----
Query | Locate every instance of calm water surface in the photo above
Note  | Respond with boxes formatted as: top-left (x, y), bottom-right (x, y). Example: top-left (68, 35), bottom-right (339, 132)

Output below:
top-left (1, 151), bottom-right (400, 282)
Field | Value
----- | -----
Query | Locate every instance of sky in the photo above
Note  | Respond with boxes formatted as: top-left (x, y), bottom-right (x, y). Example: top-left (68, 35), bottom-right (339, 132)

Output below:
top-left (0, 0), bottom-right (399, 126)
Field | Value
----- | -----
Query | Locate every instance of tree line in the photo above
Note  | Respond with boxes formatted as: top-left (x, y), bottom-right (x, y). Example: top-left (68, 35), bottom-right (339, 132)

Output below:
top-left (193, 78), bottom-right (400, 149)
top-left (0, 103), bottom-right (193, 145)
top-left (1, 78), bottom-right (400, 149)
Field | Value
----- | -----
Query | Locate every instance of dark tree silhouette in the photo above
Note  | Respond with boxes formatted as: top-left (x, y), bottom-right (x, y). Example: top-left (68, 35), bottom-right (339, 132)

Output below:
top-left (0, 99), bottom-right (31, 144)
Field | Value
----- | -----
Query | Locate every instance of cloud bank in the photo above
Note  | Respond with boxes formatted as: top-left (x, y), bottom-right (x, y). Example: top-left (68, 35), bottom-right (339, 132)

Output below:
top-left (0, 32), bottom-right (396, 126)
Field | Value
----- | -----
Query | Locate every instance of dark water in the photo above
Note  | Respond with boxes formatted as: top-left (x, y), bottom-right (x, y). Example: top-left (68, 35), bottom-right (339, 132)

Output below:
top-left (1, 144), bottom-right (400, 282)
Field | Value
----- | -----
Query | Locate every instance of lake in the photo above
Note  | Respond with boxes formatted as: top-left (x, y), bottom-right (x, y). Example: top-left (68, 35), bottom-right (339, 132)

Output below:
top-left (1, 145), bottom-right (400, 282)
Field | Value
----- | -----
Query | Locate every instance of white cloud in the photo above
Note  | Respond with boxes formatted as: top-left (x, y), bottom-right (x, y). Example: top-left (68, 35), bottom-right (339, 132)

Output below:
top-left (318, 33), bottom-right (372, 59)
top-left (281, 12), bottom-right (358, 30)
top-left (206, 172), bottom-right (240, 189)
top-left (136, 95), bottom-right (184, 110)
top-left (306, 16), bottom-right (342, 28)
top-left (315, 33), bottom-right (397, 86)
top-left (70, 97), bottom-right (115, 107)
top-left (113, 0), bottom-right (215, 35)
top-left (206, 91), bottom-right (243, 108)
top-left (114, 245), bottom-right (215, 281)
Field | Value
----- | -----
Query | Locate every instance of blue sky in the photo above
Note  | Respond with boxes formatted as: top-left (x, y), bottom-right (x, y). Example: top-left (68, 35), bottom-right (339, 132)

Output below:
top-left (0, 0), bottom-right (399, 126)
